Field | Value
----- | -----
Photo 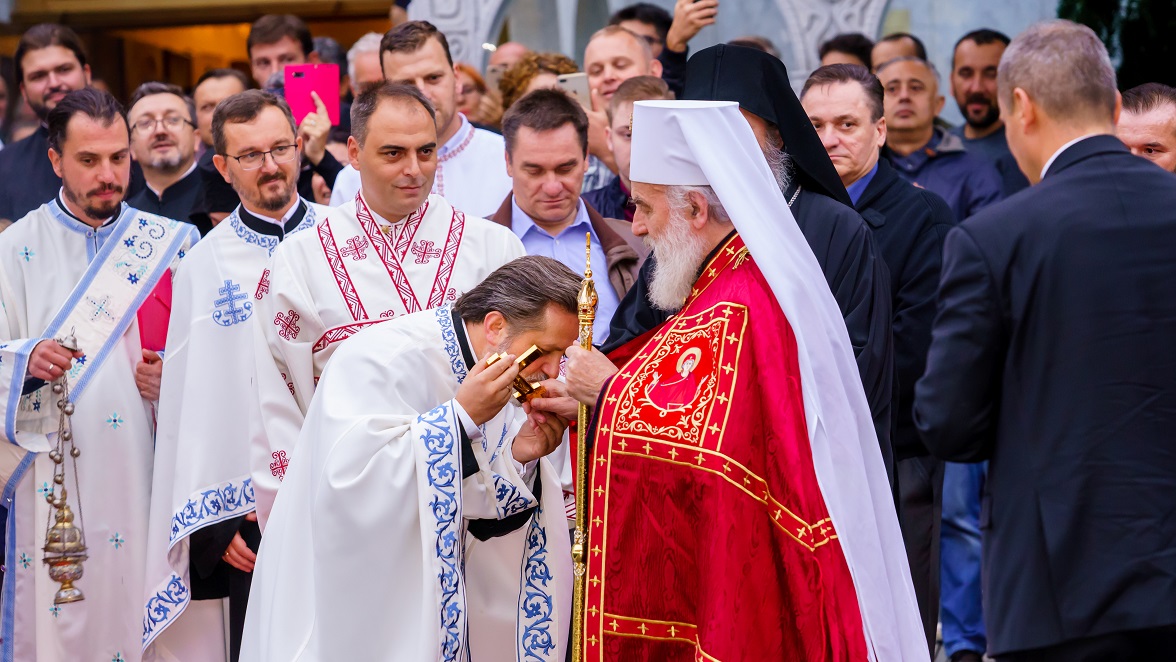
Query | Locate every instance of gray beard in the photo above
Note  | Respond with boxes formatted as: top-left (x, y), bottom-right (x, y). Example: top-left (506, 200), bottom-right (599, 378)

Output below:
top-left (646, 209), bottom-right (711, 312)
top-left (763, 145), bottom-right (794, 195)
top-left (148, 152), bottom-right (187, 173)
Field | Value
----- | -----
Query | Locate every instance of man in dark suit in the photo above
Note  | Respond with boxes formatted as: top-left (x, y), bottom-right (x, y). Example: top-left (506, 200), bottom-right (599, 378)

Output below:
top-left (914, 20), bottom-right (1176, 660)
top-left (801, 62), bottom-right (956, 656)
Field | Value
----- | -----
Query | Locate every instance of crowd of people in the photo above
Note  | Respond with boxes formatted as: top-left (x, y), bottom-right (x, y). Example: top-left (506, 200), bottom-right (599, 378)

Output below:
top-left (0, 1), bottom-right (1174, 661)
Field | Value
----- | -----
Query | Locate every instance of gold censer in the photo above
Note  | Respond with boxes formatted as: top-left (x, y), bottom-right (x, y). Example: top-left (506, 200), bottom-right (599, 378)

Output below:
top-left (41, 329), bottom-right (88, 604)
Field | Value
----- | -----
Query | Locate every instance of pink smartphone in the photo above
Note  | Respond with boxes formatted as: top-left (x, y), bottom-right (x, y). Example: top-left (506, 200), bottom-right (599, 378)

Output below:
top-left (285, 63), bottom-right (341, 126)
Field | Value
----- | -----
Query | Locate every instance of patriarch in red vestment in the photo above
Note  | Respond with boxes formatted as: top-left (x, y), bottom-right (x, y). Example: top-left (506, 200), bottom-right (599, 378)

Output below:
top-left (552, 100), bottom-right (925, 661)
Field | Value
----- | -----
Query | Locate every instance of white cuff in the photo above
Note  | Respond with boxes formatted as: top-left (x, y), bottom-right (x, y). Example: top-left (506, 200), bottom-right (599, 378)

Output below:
top-left (452, 400), bottom-right (483, 442)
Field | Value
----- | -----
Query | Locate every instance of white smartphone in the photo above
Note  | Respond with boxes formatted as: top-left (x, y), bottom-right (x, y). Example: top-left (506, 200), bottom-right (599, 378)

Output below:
top-left (556, 72), bottom-right (592, 110)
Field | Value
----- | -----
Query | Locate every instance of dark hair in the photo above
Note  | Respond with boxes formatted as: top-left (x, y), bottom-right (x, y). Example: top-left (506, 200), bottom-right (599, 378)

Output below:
top-left (1122, 82), bottom-right (1176, 115)
top-left (802, 64), bottom-right (885, 122)
top-left (380, 21), bottom-right (453, 69)
top-left (877, 32), bottom-right (928, 61)
top-left (952, 28), bottom-right (1011, 69)
top-left (212, 89), bottom-right (297, 156)
top-left (608, 3), bottom-right (673, 42)
top-left (15, 23), bottom-right (88, 84)
top-left (313, 36), bottom-right (346, 68)
top-left (47, 88), bottom-right (127, 153)
top-left (196, 67), bottom-right (252, 92)
top-left (819, 32), bottom-right (875, 67)
top-left (727, 36), bottom-right (780, 59)
top-left (351, 81), bottom-right (436, 147)
top-left (454, 255), bottom-right (581, 330)
top-left (607, 75), bottom-right (673, 123)
top-left (502, 88), bottom-right (589, 157)
top-left (498, 52), bottom-right (579, 109)
top-left (247, 14), bottom-right (314, 59)
top-left (129, 81), bottom-right (196, 124)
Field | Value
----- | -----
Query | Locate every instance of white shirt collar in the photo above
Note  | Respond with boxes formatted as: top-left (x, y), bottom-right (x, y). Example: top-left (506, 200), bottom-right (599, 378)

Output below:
top-left (1040, 134), bottom-right (1102, 179)
top-left (439, 114), bottom-right (474, 160)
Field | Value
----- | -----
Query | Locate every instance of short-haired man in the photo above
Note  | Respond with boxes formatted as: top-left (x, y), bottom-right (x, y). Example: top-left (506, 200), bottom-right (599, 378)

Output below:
top-left (1119, 82), bottom-right (1176, 172)
top-left (583, 75), bottom-right (673, 220)
top-left (0, 88), bottom-right (198, 662)
top-left (608, 0), bottom-right (717, 97)
top-left (915, 20), bottom-right (1176, 659)
top-left (142, 90), bottom-right (329, 662)
top-left (243, 14), bottom-right (342, 200)
top-left (0, 23), bottom-right (92, 224)
top-left (347, 32), bottom-right (385, 97)
top-left (488, 41), bottom-right (531, 69)
top-left (126, 82), bottom-right (210, 235)
top-left (329, 21), bottom-right (513, 218)
top-left (820, 32), bottom-right (875, 67)
top-left (249, 82), bottom-right (524, 526)
top-left (880, 56), bottom-right (1003, 221)
top-left (801, 62), bottom-right (956, 656)
top-left (491, 89), bottom-right (645, 341)
top-left (193, 69), bottom-right (251, 227)
top-left (244, 255), bottom-right (579, 660)
top-left (871, 32), bottom-right (926, 71)
top-left (949, 29), bottom-right (1029, 195)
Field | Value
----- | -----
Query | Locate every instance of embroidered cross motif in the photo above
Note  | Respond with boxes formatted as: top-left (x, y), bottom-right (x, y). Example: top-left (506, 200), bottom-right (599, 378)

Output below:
top-left (255, 269), bottom-right (271, 300)
top-left (19, 553), bottom-right (31, 569)
top-left (112, 653), bottom-right (125, 662)
top-left (37, 482), bottom-right (53, 498)
top-left (109, 533), bottom-right (125, 549)
top-left (270, 450), bottom-right (289, 480)
top-left (340, 235), bottom-right (368, 261)
top-left (87, 295), bottom-right (115, 321)
top-left (410, 239), bottom-right (442, 264)
top-left (274, 310), bottom-right (301, 341)
top-left (20, 247), bottom-right (34, 262)
top-left (444, 288), bottom-right (457, 302)
top-left (212, 279), bottom-right (253, 327)
top-left (49, 605), bottom-right (61, 618)
top-left (107, 413), bottom-right (124, 430)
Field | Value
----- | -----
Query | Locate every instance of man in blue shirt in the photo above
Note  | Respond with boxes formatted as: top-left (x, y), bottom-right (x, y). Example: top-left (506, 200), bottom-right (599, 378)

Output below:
top-left (880, 56), bottom-right (1003, 222)
top-left (949, 29), bottom-right (1029, 196)
top-left (489, 89), bottom-right (645, 343)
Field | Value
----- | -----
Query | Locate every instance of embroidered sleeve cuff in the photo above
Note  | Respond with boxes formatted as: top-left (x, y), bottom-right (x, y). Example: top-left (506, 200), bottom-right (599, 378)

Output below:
top-left (453, 400), bottom-right (483, 442)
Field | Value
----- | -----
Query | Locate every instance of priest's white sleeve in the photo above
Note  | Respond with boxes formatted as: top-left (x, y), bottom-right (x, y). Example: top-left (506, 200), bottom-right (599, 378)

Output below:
top-left (248, 247), bottom-right (327, 529)
top-left (0, 269), bottom-right (41, 481)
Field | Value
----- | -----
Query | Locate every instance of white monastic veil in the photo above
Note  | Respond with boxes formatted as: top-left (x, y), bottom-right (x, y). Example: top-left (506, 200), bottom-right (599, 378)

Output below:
top-left (630, 100), bottom-right (927, 661)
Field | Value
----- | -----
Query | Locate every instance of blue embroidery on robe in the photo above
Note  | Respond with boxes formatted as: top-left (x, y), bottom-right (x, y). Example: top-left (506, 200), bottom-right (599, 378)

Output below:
top-left (212, 279), bottom-right (253, 327)
top-left (142, 573), bottom-right (190, 644)
top-left (436, 306), bottom-right (466, 383)
top-left (227, 203), bottom-right (319, 257)
top-left (418, 403), bottom-right (465, 662)
top-left (518, 506), bottom-right (555, 661)
top-left (493, 475), bottom-right (537, 517)
top-left (170, 477), bottom-right (255, 543)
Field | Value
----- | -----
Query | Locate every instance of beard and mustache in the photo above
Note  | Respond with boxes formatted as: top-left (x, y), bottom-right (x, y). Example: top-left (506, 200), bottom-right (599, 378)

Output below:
top-left (645, 204), bottom-right (713, 312)
top-left (63, 181), bottom-right (124, 220)
top-left (960, 92), bottom-right (1001, 130)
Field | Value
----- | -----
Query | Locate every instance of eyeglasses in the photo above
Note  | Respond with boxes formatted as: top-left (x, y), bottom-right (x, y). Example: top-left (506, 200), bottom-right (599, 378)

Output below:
top-left (132, 115), bottom-right (195, 133)
top-left (226, 144), bottom-right (299, 170)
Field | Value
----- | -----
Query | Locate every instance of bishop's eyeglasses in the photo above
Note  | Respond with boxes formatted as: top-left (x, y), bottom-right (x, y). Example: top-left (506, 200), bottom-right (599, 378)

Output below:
top-left (131, 115), bottom-right (195, 134)
top-left (226, 145), bottom-right (299, 170)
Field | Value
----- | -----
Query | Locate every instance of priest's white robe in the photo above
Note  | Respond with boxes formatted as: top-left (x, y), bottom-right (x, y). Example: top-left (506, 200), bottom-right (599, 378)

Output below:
top-left (249, 192), bottom-right (524, 527)
top-left (241, 306), bottom-right (571, 661)
top-left (328, 114), bottom-right (512, 218)
top-left (141, 200), bottom-right (327, 661)
top-left (0, 199), bottom-right (197, 662)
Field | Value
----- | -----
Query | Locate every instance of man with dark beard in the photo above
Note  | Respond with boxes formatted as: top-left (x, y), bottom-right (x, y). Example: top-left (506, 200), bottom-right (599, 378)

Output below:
top-left (0, 23), bottom-right (92, 226)
top-left (606, 44), bottom-right (896, 487)
top-left (126, 82), bottom-right (211, 235)
top-left (949, 30), bottom-right (1028, 195)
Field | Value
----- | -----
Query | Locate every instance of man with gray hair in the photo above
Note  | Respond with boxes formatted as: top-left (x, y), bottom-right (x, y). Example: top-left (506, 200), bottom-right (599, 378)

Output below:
top-left (347, 31), bottom-right (385, 96)
top-left (915, 19), bottom-right (1176, 660)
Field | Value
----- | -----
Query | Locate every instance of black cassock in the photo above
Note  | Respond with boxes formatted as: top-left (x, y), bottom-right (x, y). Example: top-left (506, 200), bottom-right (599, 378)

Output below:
top-left (603, 181), bottom-right (895, 485)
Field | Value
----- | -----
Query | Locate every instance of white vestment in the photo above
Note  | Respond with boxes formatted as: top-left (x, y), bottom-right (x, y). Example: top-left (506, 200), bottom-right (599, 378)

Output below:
top-left (0, 199), bottom-right (197, 662)
top-left (241, 306), bottom-right (571, 661)
top-left (141, 200), bottom-right (327, 661)
top-left (329, 115), bottom-right (512, 218)
top-left (250, 193), bottom-right (524, 526)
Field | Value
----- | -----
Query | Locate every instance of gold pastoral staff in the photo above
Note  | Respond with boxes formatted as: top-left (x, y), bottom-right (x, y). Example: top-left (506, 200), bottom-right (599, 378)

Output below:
top-left (571, 232), bottom-right (597, 661)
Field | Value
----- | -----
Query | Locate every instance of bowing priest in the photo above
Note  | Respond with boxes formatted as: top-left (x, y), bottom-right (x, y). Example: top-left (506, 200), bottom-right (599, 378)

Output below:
top-left (249, 81), bottom-right (524, 526)
top-left (557, 99), bottom-right (925, 659)
top-left (607, 44), bottom-right (896, 483)
top-left (0, 88), bottom-right (199, 662)
top-left (242, 256), bottom-right (578, 661)
top-left (142, 90), bottom-right (329, 662)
